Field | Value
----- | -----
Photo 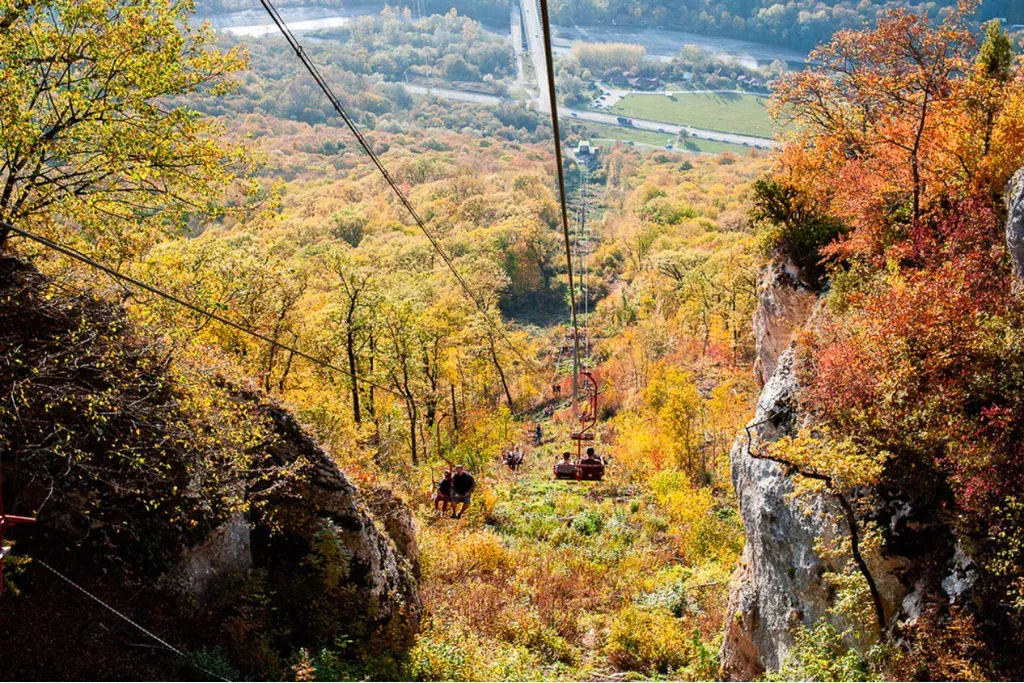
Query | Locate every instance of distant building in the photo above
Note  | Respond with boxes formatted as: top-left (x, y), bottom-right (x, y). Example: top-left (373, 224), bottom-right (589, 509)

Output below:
top-left (627, 76), bottom-right (662, 90)
top-left (575, 140), bottom-right (597, 165)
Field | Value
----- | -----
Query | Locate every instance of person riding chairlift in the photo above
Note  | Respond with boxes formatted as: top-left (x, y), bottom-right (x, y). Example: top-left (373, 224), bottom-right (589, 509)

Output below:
top-left (450, 465), bottom-right (476, 519)
top-left (554, 452), bottom-right (576, 478)
top-left (433, 470), bottom-right (452, 516)
top-left (581, 446), bottom-right (603, 466)
top-left (504, 446), bottom-right (524, 471)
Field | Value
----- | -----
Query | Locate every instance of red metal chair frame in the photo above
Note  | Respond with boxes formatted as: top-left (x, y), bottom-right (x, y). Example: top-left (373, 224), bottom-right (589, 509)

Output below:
top-left (0, 467), bottom-right (35, 596)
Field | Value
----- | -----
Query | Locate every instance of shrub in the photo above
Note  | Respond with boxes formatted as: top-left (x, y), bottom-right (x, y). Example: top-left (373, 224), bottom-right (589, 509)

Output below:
top-left (772, 621), bottom-right (878, 682)
top-left (407, 633), bottom-right (471, 681)
top-left (605, 605), bottom-right (688, 675)
top-left (571, 509), bottom-right (605, 536)
top-left (750, 176), bottom-right (845, 284)
top-left (639, 578), bottom-right (695, 619)
top-left (180, 647), bottom-right (242, 682)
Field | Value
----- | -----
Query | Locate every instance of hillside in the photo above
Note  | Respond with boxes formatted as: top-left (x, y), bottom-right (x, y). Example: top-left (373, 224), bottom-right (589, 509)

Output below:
top-left (0, 257), bottom-right (420, 679)
top-left (5, 0), bottom-right (1024, 680)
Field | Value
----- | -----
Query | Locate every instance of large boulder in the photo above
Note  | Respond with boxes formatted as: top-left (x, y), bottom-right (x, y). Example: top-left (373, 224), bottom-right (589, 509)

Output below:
top-left (0, 257), bottom-right (421, 677)
top-left (161, 391), bottom-right (422, 651)
top-left (254, 398), bottom-right (422, 646)
top-left (166, 512), bottom-right (253, 601)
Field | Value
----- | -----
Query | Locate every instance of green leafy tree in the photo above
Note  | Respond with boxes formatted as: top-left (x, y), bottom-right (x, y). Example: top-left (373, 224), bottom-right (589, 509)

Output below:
top-left (0, 0), bottom-right (249, 251)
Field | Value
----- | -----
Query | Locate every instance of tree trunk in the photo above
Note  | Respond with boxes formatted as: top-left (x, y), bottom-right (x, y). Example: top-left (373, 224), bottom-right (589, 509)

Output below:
top-left (367, 332), bottom-right (376, 419)
top-left (450, 383), bottom-right (459, 432)
top-left (489, 337), bottom-right (514, 409)
top-left (408, 401), bottom-right (419, 466)
top-left (346, 324), bottom-right (361, 424)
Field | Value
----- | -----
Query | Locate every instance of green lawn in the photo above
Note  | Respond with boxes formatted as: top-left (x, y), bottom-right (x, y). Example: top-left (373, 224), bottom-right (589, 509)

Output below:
top-left (610, 92), bottom-right (774, 138)
top-left (578, 121), bottom-right (753, 156)
top-left (676, 136), bottom-right (755, 155)
top-left (578, 121), bottom-right (667, 147)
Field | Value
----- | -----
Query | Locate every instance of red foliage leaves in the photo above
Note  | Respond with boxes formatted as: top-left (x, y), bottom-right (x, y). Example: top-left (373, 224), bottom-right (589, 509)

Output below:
top-left (804, 203), bottom-right (1024, 529)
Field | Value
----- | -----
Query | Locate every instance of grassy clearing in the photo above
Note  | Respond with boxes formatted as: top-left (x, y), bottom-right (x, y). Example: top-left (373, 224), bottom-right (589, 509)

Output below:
top-left (610, 92), bottom-right (774, 138)
top-left (409, 427), bottom-right (743, 680)
top-left (578, 121), bottom-right (754, 156)
top-left (674, 137), bottom-right (755, 156)
top-left (579, 121), bottom-right (671, 147)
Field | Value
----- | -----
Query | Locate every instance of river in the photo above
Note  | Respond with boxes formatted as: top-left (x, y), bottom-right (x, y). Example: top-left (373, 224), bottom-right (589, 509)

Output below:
top-left (204, 5), bottom-right (377, 37)
top-left (200, 3), bottom-right (807, 67)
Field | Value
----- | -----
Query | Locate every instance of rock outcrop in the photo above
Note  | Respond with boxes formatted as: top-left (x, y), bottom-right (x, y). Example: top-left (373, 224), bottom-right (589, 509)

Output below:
top-left (247, 398), bottom-right (422, 647)
top-left (162, 392), bottom-right (422, 656)
top-left (1007, 168), bottom-right (1024, 289)
top-left (722, 350), bottom-right (841, 677)
top-left (721, 350), bottom-right (912, 678)
top-left (0, 258), bottom-right (421, 677)
top-left (722, 262), bottom-right (912, 678)
top-left (752, 259), bottom-right (818, 386)
top-left (167, 512), bottom-right (253, 601)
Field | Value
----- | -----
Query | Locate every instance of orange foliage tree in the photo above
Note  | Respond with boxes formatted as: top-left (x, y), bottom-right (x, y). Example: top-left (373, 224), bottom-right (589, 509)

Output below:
top-left (760, 2), bottom-right (1024, 673)
top-left (769, 2), bottom-right (1024, 262)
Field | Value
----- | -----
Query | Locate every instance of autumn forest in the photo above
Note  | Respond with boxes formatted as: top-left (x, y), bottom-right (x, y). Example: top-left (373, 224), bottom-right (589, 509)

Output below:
top-left (2, 0), bottom-right (1024, 681)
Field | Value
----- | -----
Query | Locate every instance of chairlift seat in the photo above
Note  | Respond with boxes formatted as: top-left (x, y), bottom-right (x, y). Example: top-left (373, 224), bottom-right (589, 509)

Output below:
top-left (577, 462), bottom-right (605, 481)
top-left (554, 463), bottom-right (578, 480)
top-left (570, 432), bottom-right (595, 441)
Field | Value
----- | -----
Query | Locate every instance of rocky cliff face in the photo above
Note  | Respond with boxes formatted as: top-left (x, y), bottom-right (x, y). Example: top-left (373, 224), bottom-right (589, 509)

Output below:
top-left (0, 258), bottom-right (421, 677)
top-left (752, 258), bottom-right (818, 386)
top-left (721, 260), bottom-right (911, 678)
top-left (723, 171), bottom-right (1024, 677)
top-left (720, 349), bottom-right (912, 678)
top-left (1007, 168), bottom-right (1024, 289)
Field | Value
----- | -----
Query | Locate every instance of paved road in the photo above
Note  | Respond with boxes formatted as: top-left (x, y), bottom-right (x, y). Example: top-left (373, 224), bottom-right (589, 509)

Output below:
top-left (405, 84), bottom-right (505, 105)
top-left (519, 0), bottom-right (551, 112)
top-left (565, 107), bottom-right (777, 148)
top-left (510, 5), bottom-right (526, 85)
top-left (404, 84), bottom-right (779, 149)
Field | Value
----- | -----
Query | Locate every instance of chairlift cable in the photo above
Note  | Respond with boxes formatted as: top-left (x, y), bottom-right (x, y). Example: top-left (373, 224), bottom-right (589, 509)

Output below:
top-left (537, 0), bottom-right (582, 406)
top-left (33, 559), bottom-right (232, 682)
top-left (256, 0), bottom-right (547, 388)
top-left (3, 221), bottom-right (423, 406)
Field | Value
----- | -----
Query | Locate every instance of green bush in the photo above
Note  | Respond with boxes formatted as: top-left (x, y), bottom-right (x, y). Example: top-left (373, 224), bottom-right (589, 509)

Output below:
top-left (771, 621), bottom-right (878, 682)
top-left (750, 176), bottom-right (846, 285)
top-left (180, 647), bottom-right (241, 682)
top-left (571, 509), bottom-right (605, 536)
top-left (406, 634), bottom-right (471, 681)
top-left (639, 579), bottom-right (695, 619)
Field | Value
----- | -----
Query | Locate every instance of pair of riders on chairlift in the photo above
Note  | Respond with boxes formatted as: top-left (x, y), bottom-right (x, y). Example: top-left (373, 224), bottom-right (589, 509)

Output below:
top-left (504, 445), bottom-right (525, 471)
top-left (432, 465), bottom-right (476, 518)
top-left (554, 447), bottom-right (606, 477)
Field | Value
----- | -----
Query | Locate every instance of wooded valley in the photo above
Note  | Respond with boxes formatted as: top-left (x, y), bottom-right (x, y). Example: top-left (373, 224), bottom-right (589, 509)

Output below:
top-left (2, 0), bottom-right (1024, 680)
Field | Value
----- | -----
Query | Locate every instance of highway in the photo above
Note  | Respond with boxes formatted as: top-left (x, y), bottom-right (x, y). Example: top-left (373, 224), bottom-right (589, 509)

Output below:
top-left (519, 0), bottom-right (551, 112)
top-left (510, 5), bottom-right (526, 85)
